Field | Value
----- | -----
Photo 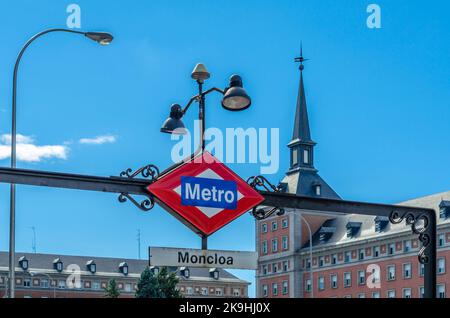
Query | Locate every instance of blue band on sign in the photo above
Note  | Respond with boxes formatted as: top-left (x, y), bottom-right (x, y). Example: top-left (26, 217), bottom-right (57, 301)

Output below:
top-left (181, 176), bottom-right (237, 210)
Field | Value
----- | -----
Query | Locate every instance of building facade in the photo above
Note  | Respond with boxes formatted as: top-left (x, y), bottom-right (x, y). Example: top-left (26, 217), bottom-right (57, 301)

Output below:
top-left (255, 54), bottom-right (449, 298)
top-left (0, 252), bottom-right (249, 298)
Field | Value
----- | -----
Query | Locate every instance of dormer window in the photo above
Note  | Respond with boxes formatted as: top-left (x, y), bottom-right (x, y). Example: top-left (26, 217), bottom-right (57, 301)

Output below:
top-left (439, 201), bottom-right (450, 219)
top-left (53, 258), bottom-right (63, 272)
top-left (313, 183), bottom-right (321, 196)
top-left (180, 267), bottom-right (190, 279)
top-left (374, 216), bottom-right (389, 233)
top-left (209, 268), bottom-right (219, 280)
top-left (18, 256), bottom-right (29, 271)
top-left (319, 227), bottom-right (335, 244)
top-left (119, 262), bottom-right (128, 275)
top-left (86, 260), bottom-right (96, 273)
top-left (346, 222), bottom-right (362, 238)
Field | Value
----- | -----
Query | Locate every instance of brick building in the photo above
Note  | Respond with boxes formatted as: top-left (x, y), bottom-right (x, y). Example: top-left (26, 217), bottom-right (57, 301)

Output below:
top-left (255, 54), bottom-right (449, 298)
top-left (0, 252), bottom-right (249, 298)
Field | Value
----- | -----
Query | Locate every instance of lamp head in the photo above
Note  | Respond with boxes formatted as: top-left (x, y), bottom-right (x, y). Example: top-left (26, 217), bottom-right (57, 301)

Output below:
top-left (221, 75), bottom-right (251, 111)
top-left (160, 104), bottom-right (187, 134)
top-left (85, 32), bottom-right (114, 45)
top-left (191, 63), bottom-right (210, 83)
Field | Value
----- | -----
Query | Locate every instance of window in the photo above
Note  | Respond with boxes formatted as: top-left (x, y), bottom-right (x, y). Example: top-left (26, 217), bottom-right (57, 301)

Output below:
top-left (23, 279), bottom-right (31, 288)
top-left (344, 272), bottom-right (351, 287)
top-left (272, 221), bottom-right (278, 231)
top-left (419, 263), bottom-right (425, 277)
top-left (359, 249), bottom-right (365, 260)
top-left (358, 293), bottom-right (365, 298)
top-left (262, 241), bottom-right (268, 254)
top-left (373, 246), bottom-right (380, 258)
top-left (343, 295), bottom-right (351, 298)
top-left (344, 251), bottom-right (351, 263)
top-left (438, 234), bottom-right (445, 247)
top-left (303, 149), bottom-right (309, 164)
top-left (292, 149), bottom-right (298, 165)
top-left (315, 185), bottom-right (321, 196)
top-left (282, 236), bottom-right (288, 250)
top-left (332, 254), bottom-right (337, 265)
top-left (419, 287), bottom-right (425, 298)
top-left (272, 283), bottom-right (278, 296)
top-left (261, 223), bottom-right (268, 233)
top-left (306, 258), bottom-right (311, 269)
top-left (215, 288), bottom-right (223, 296)
top-left (388, 243), bottom-right (395, 255)
top-left (273, 263), bottom-right (278, 273)
top-left (358, 270), bottom-right (365, 285)
top-left (403, 263), bottom-right (412, 279)
top-left (40, 279), bottom-right (49, 288)
top-left (372, 291), bottom-right (380, 298)
top-left (282, 281), bottom-right (288, 295)
top-left (201, 287), bottom-right (208, 296)
top-left (92, 282), bottom-right (101, 290)
top-left (58, 280), bottom-right (66, 289)
top-left (262, 265), bottom-right (267, 275)
top-left (282, 218), bottom-right (288, 228)
top-left (186, 287), bottom-right (194, 295)
top-left (305, 279), bottom-right (311, 292)
top-left (262, 285), bottom-right (268, 297)
top-left (272, 239), bottom-right (278, 252)
top-left (387, 290), bottom-right (396, 298)
top-left (318, 276), bottom-right (325, 291)
top-left (283, 261), bottom-right (289, 272)
top-left (437, 285), bottom-right (446, 298)
top-left (404, 240), bottom-right (411, 252)
top-left (387, 265), bottom-right (396, 280)
top-left (233, 288), bottom-right (241, 297)
top-left (403, 288), bottom-right (412, 298)
top-left (438, 258), bottom-right (446, 274)
top-left (331, 274), bottom-right (338, 289)
top-left (319, 256), bottom-right (324, 267)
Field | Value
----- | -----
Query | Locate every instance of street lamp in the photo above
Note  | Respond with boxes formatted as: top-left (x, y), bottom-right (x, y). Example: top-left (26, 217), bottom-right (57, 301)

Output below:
top-left (160, 63), bottom-right (251, 145)
top-left (7, 28), bottom-right (113, 298)
top-left (160, 63), bottom-right (251, 249)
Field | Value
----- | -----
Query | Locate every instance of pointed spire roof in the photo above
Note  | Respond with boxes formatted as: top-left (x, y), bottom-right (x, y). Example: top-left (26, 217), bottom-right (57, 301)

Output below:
top-left (291, 45), bottom-right (314, 145)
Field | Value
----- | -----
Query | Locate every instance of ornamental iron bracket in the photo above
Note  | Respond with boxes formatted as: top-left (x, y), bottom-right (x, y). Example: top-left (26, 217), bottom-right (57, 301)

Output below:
top-left (117, 164), bottom-right (160, 211)
top-left (247, 175), bottom-right (285, 220)
top-left (389, 210), bottom-right (432, 264)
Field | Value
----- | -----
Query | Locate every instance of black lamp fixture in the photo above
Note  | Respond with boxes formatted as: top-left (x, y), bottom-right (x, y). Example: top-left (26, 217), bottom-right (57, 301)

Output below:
top-left (160, 104), bottom-right (186, 134)
top-left (84, 32), bottom-right (114, 45)
top-left (160, 63), bottom-right (251, 137)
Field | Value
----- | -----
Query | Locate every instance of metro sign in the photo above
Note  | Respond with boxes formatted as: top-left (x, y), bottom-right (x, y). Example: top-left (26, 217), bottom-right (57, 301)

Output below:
top-left (147, 151), bottom-right (264, 236)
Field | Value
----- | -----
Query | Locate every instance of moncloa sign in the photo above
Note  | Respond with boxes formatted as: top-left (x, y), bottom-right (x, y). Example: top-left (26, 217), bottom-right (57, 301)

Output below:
top-left (149, 247), bottom-right (258, 270)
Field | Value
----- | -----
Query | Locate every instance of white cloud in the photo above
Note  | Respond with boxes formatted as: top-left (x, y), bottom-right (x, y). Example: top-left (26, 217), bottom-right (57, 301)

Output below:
top-left (79, 135), bottom-right (116, 145)
top-left (0, 134), bottom-right (68, 163)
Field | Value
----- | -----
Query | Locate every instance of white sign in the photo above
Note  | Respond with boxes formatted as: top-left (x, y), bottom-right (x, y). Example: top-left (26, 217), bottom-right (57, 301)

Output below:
top-left (149, 247), bottom-right (258, 270)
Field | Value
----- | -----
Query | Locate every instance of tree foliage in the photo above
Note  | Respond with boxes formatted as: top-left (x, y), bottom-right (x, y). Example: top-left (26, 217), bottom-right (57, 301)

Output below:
top-left (135, 267), bottom-right (183, 298)
top-left (104, 279), bottom-right (120, 298)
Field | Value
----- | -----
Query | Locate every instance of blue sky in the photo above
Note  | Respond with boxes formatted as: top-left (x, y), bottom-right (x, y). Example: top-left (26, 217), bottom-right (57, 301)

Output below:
top-left (0, 0), bottom-right (449, 297)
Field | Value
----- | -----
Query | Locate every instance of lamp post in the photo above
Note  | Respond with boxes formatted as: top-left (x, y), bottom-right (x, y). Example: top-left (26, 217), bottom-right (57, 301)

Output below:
top-left (8, 28), bottom-right (113, 298)
top-left (299, 213), bottom-right (313, 298)
top-left (160, 63), bottom-right (251, 249)
top-left (29, 271), bottom-right (56, 298)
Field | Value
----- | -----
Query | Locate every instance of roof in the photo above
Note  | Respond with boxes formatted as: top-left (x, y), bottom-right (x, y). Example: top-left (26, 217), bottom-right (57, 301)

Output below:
top-left (0, 251), bottom-right (248, 284)
top-left (282, 170), bottom-right (341, 200)
top-left (291, 71), bottom-right (313, 143)
top-left (302, 190), bottom-right (450, 249)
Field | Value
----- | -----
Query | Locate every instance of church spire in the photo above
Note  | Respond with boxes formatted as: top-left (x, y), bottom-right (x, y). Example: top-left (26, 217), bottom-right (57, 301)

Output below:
top-left (289, 45), bottom-right (316, 172)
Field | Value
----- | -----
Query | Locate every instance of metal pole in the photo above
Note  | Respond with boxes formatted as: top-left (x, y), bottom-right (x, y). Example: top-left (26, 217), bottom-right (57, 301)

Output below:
top-left (197, 80), bottom-right (208, 249)
top-left (423, 210), bottom-right (437, 298)
top-left (300, 214), bottom-right (313, 298)
top-left (7, 28), bottom-right (99, 298)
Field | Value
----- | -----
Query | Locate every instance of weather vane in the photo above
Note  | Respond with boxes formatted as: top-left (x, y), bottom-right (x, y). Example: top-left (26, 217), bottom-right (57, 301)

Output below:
top-left (294, 43), bottom-right (309, 70)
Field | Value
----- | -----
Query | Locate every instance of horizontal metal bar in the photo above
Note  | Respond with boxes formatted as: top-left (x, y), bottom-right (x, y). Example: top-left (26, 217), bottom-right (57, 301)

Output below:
top-left (260, 191), bottom-right (435, 216)
top-left (0, 167), bottom-right (149, 196)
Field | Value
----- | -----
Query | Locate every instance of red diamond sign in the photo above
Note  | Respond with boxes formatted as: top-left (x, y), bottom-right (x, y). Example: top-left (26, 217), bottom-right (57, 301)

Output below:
top-left (147, 151), bottom-right (264, 236)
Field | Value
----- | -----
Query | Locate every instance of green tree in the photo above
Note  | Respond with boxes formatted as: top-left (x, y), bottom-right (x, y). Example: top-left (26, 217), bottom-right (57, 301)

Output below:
top-left (135, 267), bottom-right (182, 298)
top-left (104, 279), bottom-right (120, 298)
